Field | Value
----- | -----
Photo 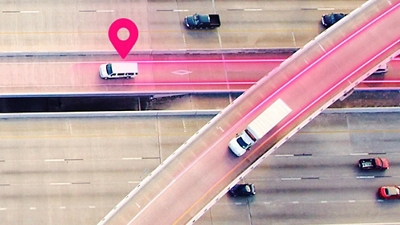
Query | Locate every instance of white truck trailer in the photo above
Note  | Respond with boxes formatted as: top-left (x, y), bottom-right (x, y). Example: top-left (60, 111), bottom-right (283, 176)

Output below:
top-left (229, 98), bottom-right (292, 157)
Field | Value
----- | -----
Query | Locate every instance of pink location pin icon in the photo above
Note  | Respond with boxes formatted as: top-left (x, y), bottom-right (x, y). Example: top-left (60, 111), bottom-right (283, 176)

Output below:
top-left (108, 18), bottom-right (139, 59)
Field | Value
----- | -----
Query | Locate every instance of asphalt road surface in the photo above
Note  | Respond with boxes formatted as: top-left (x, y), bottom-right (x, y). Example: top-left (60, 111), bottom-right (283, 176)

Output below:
top-left (1, 110), bottom-right (400, 224)
top-left (0, 0), bottom-right (365, 52)
top-left (0, 54), bottom-right (398, 96)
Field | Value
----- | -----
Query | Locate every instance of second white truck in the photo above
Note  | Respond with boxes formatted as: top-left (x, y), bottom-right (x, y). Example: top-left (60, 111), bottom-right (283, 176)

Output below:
top-left (229, 98), bottom-right (292, 157)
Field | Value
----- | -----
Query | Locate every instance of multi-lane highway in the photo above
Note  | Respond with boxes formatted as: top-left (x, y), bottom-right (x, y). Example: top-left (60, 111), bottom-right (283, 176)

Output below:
top-left (0, 0), bottom-right (399, 225)
top-left (1, 110), bottom-right (400, 224)
top-left (0, 55), bottom-right (399, 96)
top-left (0, 0), bottom-right (365, 52)
top-left (100, 0), bottom-right (400, 223)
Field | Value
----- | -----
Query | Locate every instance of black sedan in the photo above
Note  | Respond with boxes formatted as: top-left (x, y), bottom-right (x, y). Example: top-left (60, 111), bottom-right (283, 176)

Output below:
top-left (229, 183), bottom-right (256, 197)
top-left (321, 13), bottom-right (347, 28)
top-left (358, 157), bottom-right (389, 170)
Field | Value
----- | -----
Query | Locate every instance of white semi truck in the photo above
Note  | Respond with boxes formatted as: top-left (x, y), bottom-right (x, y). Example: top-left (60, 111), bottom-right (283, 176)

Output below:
top-left (229, 98), bottom-right (292, 157)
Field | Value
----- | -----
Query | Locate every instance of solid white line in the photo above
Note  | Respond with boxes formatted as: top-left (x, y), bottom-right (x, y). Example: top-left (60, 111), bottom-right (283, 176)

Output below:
top-left (244, 9), bottom-right (262, 11)
top-left (50, 183), bottom-right (71, 185)
top-left (122, 158), bottom-right (142, 160)
top-left (128, 181), bottom-right (140, 184)
top-left (275, 154), bottom-right (294, 157)
top-left (45, 159), bottom-right (64, 162)
top-left (89, 206), bottom-right (96, 209)
top-left (350, 153), bottom-right (368, 156)
top-left (281, 177), bottom-right (301, 181)
top-left (356, 176), bottom-right (374, 179)
top-left (0, 208), bottom-right (6, 210)
top-left (318, 8), bottom-right (335, 11)
top-left (30, 207), bottom-right (36, 210)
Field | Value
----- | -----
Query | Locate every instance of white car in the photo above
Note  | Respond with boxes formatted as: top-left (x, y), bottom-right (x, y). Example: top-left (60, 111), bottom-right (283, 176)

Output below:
top-left (228, 130), bottom-right (256, 157)
top-left (99, 62), bottom-right (138, 79)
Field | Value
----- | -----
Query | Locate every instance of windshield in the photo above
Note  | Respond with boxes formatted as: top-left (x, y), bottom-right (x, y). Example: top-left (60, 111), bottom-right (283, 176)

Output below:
top-left (237, 137), bottom-right (251, 150)
top-left (192, 14), bottom-right (199, 25)
top-left (105, 64), bottom-right (113, 75)
top-left (333, 14), bottom-right (345, 22)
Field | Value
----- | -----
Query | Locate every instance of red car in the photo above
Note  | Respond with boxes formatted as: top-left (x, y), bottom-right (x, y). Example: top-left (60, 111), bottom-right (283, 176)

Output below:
top-left (378, 186), bottom-right (400, 199)
top-left (358, 157), bottom-right (389, 170)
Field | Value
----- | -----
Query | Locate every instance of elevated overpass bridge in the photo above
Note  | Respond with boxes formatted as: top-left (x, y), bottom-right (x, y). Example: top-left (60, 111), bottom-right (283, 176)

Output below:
top-left (99, 0), bottom-right (400, 224)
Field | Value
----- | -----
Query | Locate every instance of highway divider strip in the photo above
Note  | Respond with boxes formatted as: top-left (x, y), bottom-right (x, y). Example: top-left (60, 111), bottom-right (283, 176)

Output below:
top-left (0, 48), bottom-right (298, 58)
top-left (0, 107), bottom-right (399, 119)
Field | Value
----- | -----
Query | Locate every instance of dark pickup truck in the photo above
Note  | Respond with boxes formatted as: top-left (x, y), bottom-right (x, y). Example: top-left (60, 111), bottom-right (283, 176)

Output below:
top-left (184, 13), bottom-right (221, 29)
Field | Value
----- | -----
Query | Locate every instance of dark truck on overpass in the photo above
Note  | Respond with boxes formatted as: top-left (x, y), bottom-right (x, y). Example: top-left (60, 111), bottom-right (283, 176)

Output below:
top-left (184, 13), bottom-right (221, 29)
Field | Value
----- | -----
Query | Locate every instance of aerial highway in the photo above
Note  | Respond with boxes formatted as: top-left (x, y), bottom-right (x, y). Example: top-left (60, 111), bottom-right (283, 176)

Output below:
top-left (0, 0), bottom-right (364, 53)
top-left (0, 0), bottom-right (399, 225)
top-left (100, 0), bottom-right (400, 224)
top-left (0, 110), bottom-right (400, 224)
top-left (0, 55), bottom-right (399, 96)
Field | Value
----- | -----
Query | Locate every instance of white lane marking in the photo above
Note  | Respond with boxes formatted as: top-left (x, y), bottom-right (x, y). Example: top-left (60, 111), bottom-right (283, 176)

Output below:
top-left (317, 8), bottom-right (335, 11)
top-left (0, 208), bottom-right (6, 210)
top-left (67, 121), bottom-right (72, 134)
top-left (30, 207), bottom-right (36, 210)
top-left (79, 10), bottom-right (114, 13)
top-left (244, 8), bottom-right (262, 11)
top-left (216, 126), bottom-right (224, 132)
top-left (320, 201), bottom-right (328, 203)
top-left (122, 158), bottom-right (142, 160)
top-left (50, 183), bottom-right (71, 185)
top-left (281, 177), bottom-right (301, 181)
top-left (348, 200), bottom-right (356, 203)
top-left (182, 119), bottom-right (187, 133)
top-left (292, 32), bottom-right (296, 46)
top-left (60, 206), bottom-right (66, 209)
top-left (128, 181), bottom-right (140, 184)
top-left (275, 154), bottom-right (294, 157)
top-left (350, 153), bottom-right (369, 156)
top-left (356, 176), bottom-right (375, 179)
top-left (89, 206), bottom-right (96, 209)
top-left (45, 159), bottom-right (64, 162)
top-left (173, 9), bottom-right (189, 12)
top-left (292, 201), bottom-right (299, 204)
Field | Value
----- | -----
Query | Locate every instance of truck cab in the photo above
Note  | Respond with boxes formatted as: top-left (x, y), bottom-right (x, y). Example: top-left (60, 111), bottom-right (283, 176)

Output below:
top-left (228, 130), bottom-right (257, 157)
top-left (228, 98), bottom-right (292, 157)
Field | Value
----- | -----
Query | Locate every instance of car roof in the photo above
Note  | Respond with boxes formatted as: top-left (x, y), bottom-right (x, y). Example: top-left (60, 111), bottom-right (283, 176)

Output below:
top-left (386, 186), bottom-right (400, 196)
top-left (109, 63), bottom-right (138, 73)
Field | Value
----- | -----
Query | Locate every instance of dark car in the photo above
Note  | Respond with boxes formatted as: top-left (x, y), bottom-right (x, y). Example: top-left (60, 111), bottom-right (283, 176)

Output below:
top-left (378, 186), bottom-right (400, 199)
top-left (371, 64), bottom-right (388, 75)
top-left (229, 183), bottom-right (256, 197)
top-left (358, 157), bottom-right (389, 170)
top-left (184, 13), bottom-right (221, 29)
top-left (321, 13), bottom-right (347, 28)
